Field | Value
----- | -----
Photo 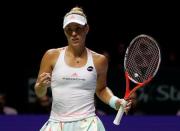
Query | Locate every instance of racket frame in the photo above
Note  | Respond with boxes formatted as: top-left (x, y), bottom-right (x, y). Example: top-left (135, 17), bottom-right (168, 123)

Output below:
top-left (113, 34), bottom-right (161, 125)
top-left (124, 34), bottom-right (161, 84)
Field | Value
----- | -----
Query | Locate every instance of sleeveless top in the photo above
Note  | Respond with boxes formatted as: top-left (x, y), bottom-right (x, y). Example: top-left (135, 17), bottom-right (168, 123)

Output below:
top-left (49, 47), bottom-right (97, 122)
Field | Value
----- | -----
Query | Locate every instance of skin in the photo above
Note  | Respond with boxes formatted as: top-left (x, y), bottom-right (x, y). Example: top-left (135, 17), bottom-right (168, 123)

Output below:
top-left (34, 22), bottom-right (132, 112)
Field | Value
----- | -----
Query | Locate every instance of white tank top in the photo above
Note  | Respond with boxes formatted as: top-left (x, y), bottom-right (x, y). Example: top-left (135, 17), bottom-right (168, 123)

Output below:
top-left (50, 47), bottom-right (97, 122)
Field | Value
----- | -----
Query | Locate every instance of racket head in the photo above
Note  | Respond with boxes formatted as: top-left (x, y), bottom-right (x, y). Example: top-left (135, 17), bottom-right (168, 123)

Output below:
top-left (124, 34), bottom-right (161, 84)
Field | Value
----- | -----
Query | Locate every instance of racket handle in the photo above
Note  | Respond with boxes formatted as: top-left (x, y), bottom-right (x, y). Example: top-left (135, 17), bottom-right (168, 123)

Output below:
top-left (113, 99), bottom-right (128, 125)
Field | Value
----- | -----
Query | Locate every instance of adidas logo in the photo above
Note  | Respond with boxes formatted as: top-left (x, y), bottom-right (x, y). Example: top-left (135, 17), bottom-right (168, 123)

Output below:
top-left (71, 72), bottom-right (79, 77)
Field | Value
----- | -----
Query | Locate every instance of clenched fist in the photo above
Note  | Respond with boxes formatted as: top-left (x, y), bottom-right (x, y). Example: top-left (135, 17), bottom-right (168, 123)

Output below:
top-left (37, 72), bottom-right (51, 89)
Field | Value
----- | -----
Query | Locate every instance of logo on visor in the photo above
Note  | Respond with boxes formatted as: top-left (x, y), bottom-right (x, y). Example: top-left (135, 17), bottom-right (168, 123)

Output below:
top-left (87, 66), bottom-right (93, 72)
top-left (69, 15), bottom-right (75, 20)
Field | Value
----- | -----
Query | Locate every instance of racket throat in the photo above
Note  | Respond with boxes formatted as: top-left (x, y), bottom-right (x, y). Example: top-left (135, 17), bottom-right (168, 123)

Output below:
top-left (125, 71), bottom-right (130, 99)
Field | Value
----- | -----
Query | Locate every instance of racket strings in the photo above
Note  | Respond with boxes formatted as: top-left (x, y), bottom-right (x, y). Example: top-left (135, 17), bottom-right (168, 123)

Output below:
top-left (125, 36), bottom-right (160, 83)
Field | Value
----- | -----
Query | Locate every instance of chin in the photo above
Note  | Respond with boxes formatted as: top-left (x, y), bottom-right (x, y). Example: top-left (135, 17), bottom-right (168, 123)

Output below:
top-left (71, 41), bottom-right (82, 46)
top-left (69, 40), bottom-right (85, 48)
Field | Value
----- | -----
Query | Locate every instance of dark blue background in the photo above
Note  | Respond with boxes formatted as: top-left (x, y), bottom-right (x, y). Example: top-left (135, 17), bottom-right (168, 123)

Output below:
top-left (0, 115), bottom-right (180, 131)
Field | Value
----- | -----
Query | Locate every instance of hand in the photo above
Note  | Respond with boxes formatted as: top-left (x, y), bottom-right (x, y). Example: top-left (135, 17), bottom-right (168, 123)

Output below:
top-left (124, 99), bottom-right (132, 114)
top-left (115, 99), bottom-right (132, 114)
top-left (37, 72), bottom-right (51, 89)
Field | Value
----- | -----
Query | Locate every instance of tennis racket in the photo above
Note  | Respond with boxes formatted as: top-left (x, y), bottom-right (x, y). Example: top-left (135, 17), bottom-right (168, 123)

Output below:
top-left (113, 34), bottom-right (161, 125)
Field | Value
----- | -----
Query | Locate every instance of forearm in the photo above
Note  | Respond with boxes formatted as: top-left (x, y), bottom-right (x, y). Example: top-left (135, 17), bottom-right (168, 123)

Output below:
top-left (34, 83), bottom-right (47, 98)
top-left (96, 87), bottom-right (114, 105)
top-left (96, 87), bottom-right (122, 110)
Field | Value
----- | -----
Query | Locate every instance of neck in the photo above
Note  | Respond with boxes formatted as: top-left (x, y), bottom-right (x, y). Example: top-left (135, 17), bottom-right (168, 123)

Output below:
top-left (67, 45), bottom-right (86, 58)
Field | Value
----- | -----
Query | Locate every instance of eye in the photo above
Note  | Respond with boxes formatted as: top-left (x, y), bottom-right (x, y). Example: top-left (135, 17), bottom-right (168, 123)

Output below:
top-left (65, 28), bottom-right (73, 35)
top-left (76, 27), bottom-right (83, 33)
top-left (66, 28), bottom-right (72, 33)
top-left (65, 25), bottom-right (85, 35)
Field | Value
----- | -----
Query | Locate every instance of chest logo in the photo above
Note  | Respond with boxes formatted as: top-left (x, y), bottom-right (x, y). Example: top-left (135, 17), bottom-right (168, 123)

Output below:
top-left (87, 66), bottom-right (93, 71)
top-left (71, 72), bottom-right (79, 77)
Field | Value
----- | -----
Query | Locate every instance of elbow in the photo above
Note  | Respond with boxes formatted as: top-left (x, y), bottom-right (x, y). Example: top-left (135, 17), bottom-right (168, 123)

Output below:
top-left (96, 87), bottom-right (105, 98)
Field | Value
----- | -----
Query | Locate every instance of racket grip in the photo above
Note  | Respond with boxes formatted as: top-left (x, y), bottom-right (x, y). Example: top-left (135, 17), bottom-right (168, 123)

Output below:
top-left (113, 99), bottom-right (128, 125)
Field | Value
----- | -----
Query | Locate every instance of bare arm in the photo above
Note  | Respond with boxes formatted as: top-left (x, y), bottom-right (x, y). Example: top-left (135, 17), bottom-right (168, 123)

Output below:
top-left (94, 54), bottom-right (114, 105)
top-left (94, 53), bottom-right (132, 111)
top-left (34, 49), bottom-right (59, 98)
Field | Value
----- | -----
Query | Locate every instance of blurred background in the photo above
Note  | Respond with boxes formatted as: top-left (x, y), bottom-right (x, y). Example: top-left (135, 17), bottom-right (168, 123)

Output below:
top-left (1, 0), bottom-right (180, 130)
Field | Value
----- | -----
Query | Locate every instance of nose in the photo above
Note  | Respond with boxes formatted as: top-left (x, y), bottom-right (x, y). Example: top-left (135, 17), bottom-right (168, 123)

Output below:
top-left (71, 31), bottom-right (77, 36)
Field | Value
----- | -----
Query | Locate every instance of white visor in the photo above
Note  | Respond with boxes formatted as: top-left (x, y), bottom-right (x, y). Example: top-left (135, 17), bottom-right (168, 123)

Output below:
top-left (63, 14), bottom-right (87, 29)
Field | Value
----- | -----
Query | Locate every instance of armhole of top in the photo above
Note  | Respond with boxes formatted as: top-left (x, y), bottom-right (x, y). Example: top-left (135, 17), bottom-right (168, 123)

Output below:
top-left (87, 49), bottom-right (97, 74)
top-left (52, 47), bottom-right (66, 73)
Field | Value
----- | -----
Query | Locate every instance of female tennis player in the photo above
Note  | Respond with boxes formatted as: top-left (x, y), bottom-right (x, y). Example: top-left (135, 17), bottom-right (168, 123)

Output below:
top-left (34, 6), bottom-right (132, 131)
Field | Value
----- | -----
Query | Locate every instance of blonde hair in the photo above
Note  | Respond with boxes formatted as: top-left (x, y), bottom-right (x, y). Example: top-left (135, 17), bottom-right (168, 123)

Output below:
top-left (65, 6), bottom-right (87, 18)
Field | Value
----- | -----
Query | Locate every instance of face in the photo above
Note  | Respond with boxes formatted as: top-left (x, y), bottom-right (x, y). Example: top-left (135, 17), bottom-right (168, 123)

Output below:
top-left (64, 23), bottom-right (89, 47)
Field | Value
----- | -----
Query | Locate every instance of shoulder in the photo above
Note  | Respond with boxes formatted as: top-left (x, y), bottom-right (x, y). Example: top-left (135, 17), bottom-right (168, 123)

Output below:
top-left (43, 47), bottom-right (65, 59)
top-left (90, 50), bottom-right (108, 66)
top-left (44, 48), bottom-right (61, 56)
top-left (89, 49), bottom-right (108, 74)
top-left (40, 47), bottom-right (65, 67)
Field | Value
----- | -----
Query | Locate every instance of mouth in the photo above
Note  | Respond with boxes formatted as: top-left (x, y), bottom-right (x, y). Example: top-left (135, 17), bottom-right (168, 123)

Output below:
top-left (71, 38), bottom-right (80, 43)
